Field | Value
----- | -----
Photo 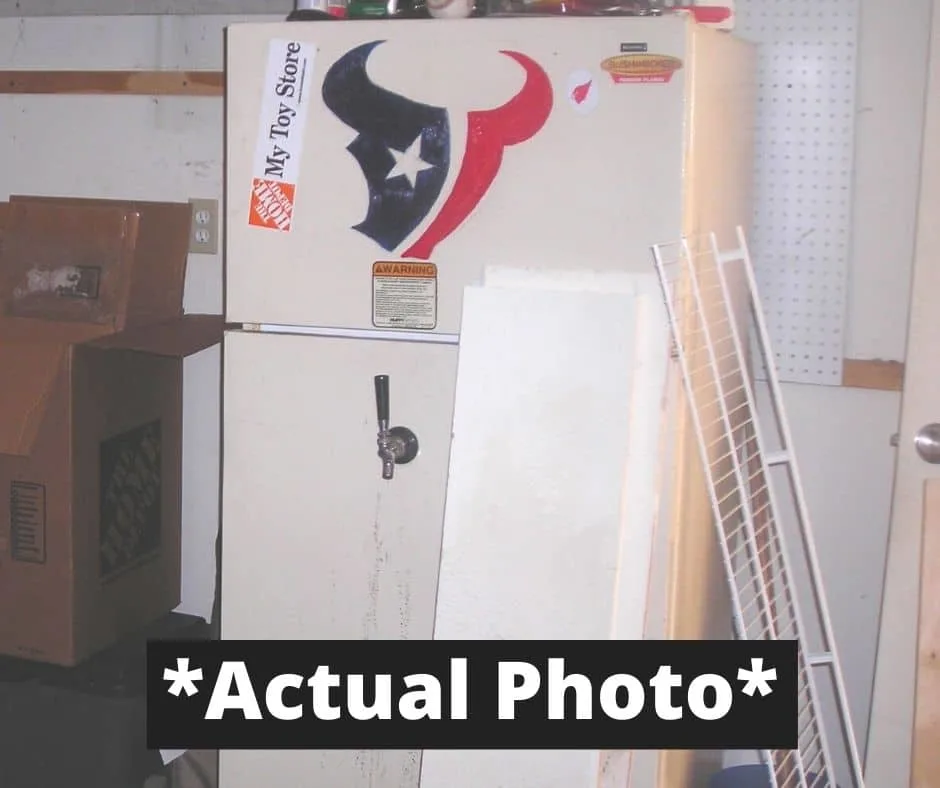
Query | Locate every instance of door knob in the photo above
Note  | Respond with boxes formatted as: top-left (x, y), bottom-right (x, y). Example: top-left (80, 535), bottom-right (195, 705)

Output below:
top-left (914, 423), bottom-right (940, 464)
top-left (374, 374), bottom-right (419, 480)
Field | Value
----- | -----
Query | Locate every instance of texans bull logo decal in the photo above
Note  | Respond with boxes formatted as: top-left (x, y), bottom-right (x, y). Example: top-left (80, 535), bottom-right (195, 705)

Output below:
top-left (321, 41), bottom-right (553, 260)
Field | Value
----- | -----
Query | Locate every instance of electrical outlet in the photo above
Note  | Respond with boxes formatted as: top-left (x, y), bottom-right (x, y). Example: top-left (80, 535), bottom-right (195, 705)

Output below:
top-left (188, 198), bottom-right (219, 255)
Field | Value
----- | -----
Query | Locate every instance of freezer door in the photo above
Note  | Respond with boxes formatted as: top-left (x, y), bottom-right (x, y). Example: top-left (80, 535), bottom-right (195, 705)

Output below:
top-left (225, 16), bottom-right (688, 331)
top-left (220, 328), bottom-right (456, 788)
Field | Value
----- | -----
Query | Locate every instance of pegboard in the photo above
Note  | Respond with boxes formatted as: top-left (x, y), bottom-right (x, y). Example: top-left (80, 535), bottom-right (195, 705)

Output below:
top-left (735, 0), bottom-right (859, 385)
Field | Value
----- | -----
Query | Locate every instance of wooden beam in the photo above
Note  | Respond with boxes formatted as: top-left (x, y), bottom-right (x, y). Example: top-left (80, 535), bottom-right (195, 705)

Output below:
top-left (0, 70), bottom-right (224, 96)
top-left (841, 358), bottom-right (905, 392)
top-left (0, 0), bottom-right (290, 16)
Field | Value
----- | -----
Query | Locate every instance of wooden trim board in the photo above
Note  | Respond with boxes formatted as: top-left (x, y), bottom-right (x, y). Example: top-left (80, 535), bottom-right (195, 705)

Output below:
top-left (0, 0), bottom-right (290, 14)
top-left (842, 358), bottom-right (905, 392)
top-left (0, 70), bottom-right (224, 96)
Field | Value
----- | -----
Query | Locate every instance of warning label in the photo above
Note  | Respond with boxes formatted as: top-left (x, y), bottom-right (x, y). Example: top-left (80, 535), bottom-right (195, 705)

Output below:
top-left (372, 261), bottom-right (438, 330)
top-left (10, 481), bottom-right (46, 564)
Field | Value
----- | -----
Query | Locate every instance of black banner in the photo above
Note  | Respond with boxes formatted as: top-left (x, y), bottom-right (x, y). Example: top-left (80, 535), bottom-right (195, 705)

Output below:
top-left (147, 639), bottom-right (798, 750)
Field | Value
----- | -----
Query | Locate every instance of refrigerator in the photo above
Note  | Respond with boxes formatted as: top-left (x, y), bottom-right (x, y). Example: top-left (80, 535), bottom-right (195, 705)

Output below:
top-left (221, 14), bottom-right (755, 788)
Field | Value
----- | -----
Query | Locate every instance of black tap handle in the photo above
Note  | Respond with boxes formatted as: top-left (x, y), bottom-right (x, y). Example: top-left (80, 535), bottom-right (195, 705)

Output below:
top-left (374, 375), bottom-right (390, 424)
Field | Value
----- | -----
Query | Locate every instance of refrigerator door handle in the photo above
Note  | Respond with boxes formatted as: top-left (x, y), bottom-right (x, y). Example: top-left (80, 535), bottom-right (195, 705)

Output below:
top-left (374, 374), bottom-right (419, 480)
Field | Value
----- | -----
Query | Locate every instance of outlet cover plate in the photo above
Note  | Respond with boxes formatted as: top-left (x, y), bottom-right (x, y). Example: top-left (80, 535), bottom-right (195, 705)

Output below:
top-left (189, 198), bottom-right (219, 255)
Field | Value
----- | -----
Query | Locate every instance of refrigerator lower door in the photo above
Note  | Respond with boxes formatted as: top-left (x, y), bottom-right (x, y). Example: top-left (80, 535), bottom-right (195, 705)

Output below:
top-left (220, 328), bottom-right (456, 788)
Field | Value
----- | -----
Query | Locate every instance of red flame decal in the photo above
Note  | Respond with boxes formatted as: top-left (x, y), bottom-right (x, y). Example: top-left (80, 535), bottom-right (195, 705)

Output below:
top-left (570, 79), bottom-right (592, 105)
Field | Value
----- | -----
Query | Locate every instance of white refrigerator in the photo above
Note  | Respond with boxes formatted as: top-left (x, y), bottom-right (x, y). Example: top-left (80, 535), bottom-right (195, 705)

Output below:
top-left (221, 14), bottom-right (755, 788)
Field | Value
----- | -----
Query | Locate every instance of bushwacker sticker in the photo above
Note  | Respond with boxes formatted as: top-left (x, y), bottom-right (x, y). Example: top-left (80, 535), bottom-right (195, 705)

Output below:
top-left (249, 39), bottom-right (315, 233)
top-left (600, 54), bottom-right (683, 84)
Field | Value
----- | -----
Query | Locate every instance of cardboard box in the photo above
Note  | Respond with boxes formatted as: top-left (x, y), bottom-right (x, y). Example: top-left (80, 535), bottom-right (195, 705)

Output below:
top-left (0, 196), bottom-right (222, 666)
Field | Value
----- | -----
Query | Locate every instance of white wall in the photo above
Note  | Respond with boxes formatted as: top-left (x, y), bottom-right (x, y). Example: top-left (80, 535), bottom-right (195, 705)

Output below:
top-left (0, 3), bottom-right (928, 767)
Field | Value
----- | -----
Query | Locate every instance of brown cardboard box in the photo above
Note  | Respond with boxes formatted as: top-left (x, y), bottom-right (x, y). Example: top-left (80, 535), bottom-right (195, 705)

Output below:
top-left (1, 195), bottom-right (190, 329)
top-left (0, 196), bottom-right (222, 666)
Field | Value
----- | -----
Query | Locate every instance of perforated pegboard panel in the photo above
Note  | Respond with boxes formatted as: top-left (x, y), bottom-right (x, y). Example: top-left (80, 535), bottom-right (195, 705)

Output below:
top-left (735, 0), bottom-right (859, 385)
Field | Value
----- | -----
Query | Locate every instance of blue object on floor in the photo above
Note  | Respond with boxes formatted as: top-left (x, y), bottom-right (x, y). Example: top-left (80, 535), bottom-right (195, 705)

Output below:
top-left (709, 765), bottom-right (770, 788)
top-left (708, 765), bottom-right (838, 788)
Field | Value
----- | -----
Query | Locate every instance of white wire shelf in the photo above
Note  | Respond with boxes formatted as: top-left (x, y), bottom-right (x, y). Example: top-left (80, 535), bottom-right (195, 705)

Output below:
top-left (651, 228), bottom-right (865, 788)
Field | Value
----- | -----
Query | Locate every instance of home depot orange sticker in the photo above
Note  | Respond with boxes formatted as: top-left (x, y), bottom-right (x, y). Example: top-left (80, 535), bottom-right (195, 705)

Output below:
top-left (248, 39), bottom-right (315, 233)
top-left (600, 54), bottom-right (683, 84)
top-left (249, 179), bottom-right (296, 232)
top-left (372, 261), bottom-right (438, 330)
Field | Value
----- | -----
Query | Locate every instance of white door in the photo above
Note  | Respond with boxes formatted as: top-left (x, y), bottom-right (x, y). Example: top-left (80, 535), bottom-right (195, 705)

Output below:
top-left (220, 328), bottom-right (457, 788)
top-left (865, 2), bottom-right (940, 784)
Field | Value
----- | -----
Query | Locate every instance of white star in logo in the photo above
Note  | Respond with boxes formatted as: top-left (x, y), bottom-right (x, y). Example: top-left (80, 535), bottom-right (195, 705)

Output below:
top-left (737, 658), bottom-right (777, 697)
top-left (386, 135), bottom-right (434, 188)
top-left (164, 657), bottom-right (204, 697)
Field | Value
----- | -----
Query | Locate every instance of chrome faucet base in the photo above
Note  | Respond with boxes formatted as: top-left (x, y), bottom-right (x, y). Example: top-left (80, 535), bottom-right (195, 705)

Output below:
top-left (376, 426), bottom-right (419, 480)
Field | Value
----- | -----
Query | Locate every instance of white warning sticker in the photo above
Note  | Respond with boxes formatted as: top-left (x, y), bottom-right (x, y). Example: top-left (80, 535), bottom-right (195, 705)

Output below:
top-left (249, 39), bottom-right (315, 233)
top-left (372, 261), bottom-right (438, 330)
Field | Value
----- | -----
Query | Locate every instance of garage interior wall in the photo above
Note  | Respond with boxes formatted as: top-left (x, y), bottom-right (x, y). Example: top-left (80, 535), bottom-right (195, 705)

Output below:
top-left (0, 0), bottom-right (928, 762)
